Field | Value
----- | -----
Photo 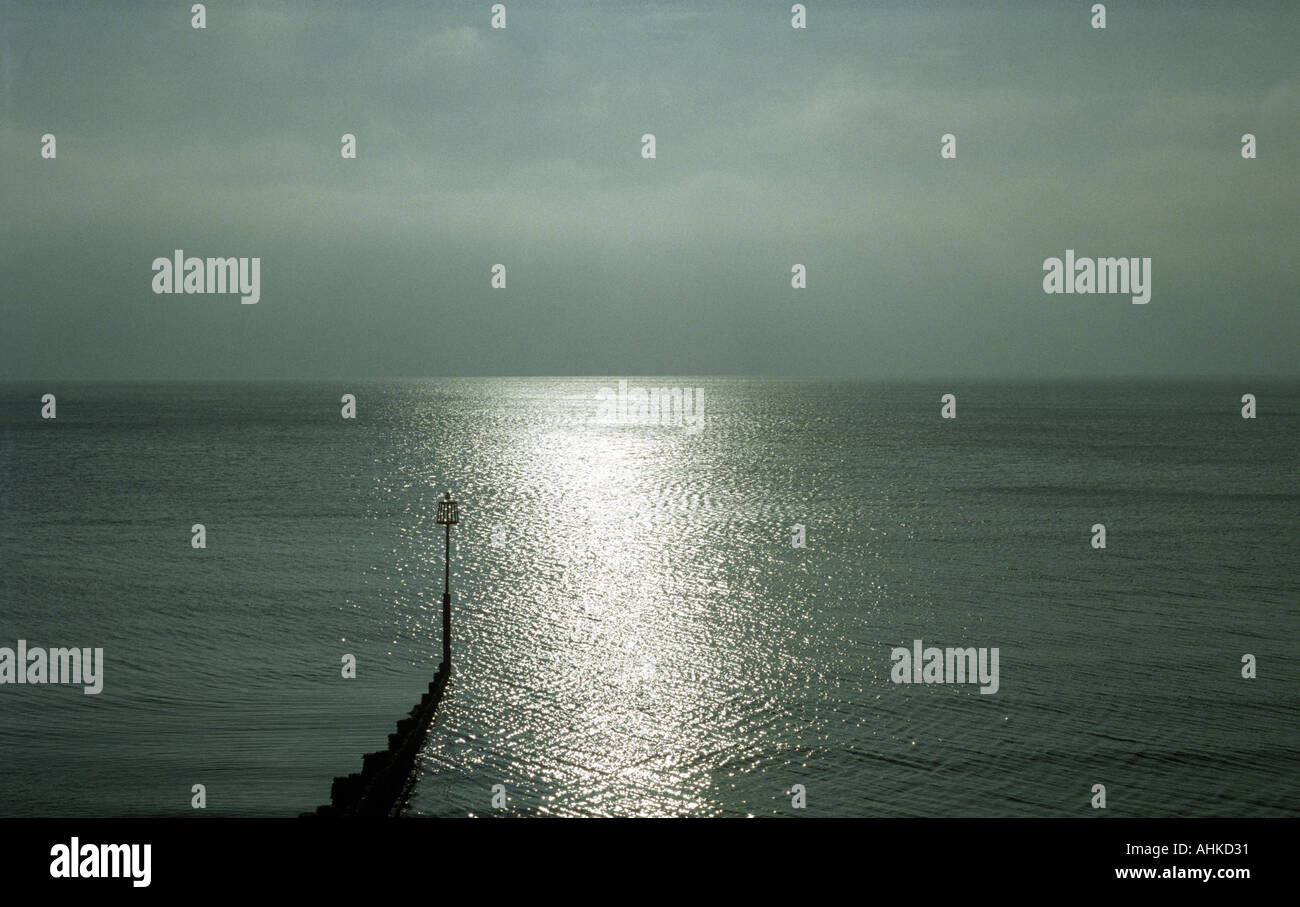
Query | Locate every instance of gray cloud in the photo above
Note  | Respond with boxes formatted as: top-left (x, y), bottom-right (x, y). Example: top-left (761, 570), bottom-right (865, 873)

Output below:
top-left (1, 0), bottom-right (1296, 379)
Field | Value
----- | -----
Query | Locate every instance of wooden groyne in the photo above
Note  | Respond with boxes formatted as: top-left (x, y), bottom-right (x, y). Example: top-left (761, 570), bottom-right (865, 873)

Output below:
top-left (306, 492), bottom-right (460, 818)
top-left (304, 662), bottom-right (450, 818)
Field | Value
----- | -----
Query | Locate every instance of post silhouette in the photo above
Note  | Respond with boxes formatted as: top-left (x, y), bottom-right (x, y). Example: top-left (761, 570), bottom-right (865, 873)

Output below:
top-left (435, 490), bottom-right (459, 669)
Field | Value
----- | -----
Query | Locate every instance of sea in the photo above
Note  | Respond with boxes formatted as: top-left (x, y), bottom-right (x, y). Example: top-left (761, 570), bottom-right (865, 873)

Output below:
top-left (0, 378), bottom-right (1296, 817)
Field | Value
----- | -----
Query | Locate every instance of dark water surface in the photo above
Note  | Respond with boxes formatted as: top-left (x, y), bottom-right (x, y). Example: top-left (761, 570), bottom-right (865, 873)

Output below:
top-left (1, 379), bottom-right (1296, 816)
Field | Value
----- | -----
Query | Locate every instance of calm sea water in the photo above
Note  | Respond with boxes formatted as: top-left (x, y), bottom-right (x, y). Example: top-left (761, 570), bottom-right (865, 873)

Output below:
top-left (0, 379), bottom-right (1296, 817)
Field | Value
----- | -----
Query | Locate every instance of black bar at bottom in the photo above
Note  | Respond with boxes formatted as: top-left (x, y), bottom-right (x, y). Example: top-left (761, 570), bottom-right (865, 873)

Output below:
top-left (0, 817), bottom-right (1286, 895)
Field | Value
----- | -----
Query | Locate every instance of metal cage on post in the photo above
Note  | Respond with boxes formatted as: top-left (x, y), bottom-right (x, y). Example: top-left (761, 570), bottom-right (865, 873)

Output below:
top-left (436, 494), bottom-right (459, 526)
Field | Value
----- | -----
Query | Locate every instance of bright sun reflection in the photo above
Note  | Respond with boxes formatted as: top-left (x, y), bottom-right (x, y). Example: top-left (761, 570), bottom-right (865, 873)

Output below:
top-left (510, 405), bottom-right (734, 816)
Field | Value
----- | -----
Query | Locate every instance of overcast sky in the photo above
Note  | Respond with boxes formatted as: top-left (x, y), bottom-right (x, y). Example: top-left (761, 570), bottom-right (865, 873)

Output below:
top-left (1, 0), bottom-right (1296, 380)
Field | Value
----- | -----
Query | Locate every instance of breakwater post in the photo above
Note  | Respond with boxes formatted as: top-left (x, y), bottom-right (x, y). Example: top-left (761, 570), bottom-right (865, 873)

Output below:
top-left (437, 490), bottom-right (458, 668)
top-left (304, 491), bottom-right (460, 818)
